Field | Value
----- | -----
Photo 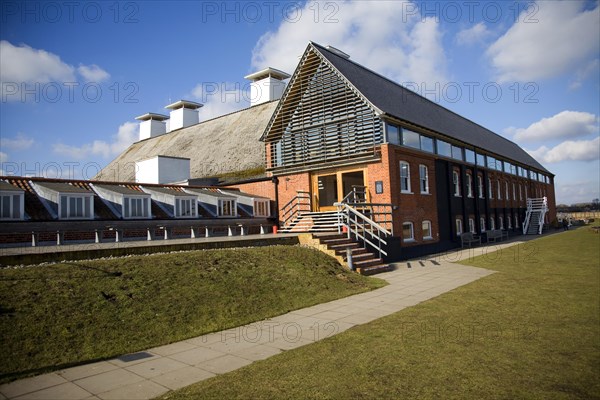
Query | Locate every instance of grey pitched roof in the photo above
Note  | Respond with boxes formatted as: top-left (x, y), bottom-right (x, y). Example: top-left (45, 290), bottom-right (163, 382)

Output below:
top-left (185, 188), bottom-right (235, 199)
top-left (0, 181), bottom-right (23, 192)
top-left (93, 184), bottom-right (149, 196)
top-left (34, 182), bottom-right (92, 194)
top-left (311, 42), bottom-right (550, 174)
top-left (141, 186), bottom-right (194, 197)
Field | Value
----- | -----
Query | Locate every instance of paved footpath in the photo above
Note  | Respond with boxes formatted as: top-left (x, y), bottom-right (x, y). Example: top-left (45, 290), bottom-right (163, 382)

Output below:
top-left (0, 241), bottom-right (526, 400)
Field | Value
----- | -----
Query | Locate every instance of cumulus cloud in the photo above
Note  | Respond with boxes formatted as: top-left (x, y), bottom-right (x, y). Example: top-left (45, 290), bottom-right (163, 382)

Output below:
top-left (487, 1), bottom-right (599, 82)
top-left (0, 132), bottom-right (35, 151)
top-left (251, 0), bottom-right (448, 87)
top-left (526, 137), bottom-right (600, 163)
top-left (508, 111), bottom-right (599, 142)
top-left (569, 59), bottom-right (600, 90)
top-left (456, 22), bottom-right (492, 46)
top-left (0, 41), bottom-right (110, 100)
top-left (53, 122), bottom-right (137, 160)
top-left (77, 64), bottom-right (110, 83)
top-left (190, 82), bottom-right (250, 120)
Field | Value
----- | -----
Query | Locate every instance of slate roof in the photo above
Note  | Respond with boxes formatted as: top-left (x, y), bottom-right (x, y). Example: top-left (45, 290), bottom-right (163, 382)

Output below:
top-left (34, 181), bottom-right (92, 194)
top-left (0, 181), bottom-right (23, 191)
top-left (310, 42), bottom-right (550, 174)
top-left (93, 184), bottom-right (150, 196)
top-left (185, 188), bottom-right (236, 199)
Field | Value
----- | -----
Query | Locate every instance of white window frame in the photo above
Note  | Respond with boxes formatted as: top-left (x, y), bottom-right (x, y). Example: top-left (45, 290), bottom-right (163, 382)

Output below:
top-left (175, 197), bottom-right (197, 218)
top-left (452, 171), bottom-right (461, 197)
top-left (59, 194), bottom-right (94, 220)
top-left (512, 183), bottom-right (516, 200)
top-left (0, 192), bottom-right (24, 220)
top-left (490, 217), bottom-right (495, 230)
top-left (402, 222), bottom-right (415, 242)
top-left (478, 175), bottom-right (484, 198)
top-left (488, 178), bottom-right (493, 199)
top-left (253, 200), bottom-right (270, 217)
top-left (499, 216), bottom-right (504, 230)
top-left (400, 161), bottom-right (411, 193)
top-left (419, 164), bottom-right (429, 194)
top-left (468, 218), bottom-right (475, 233)
top-left (466, 173), bottom-right (473, 198)
top-left (455, 218), bottom-right (463, 236)
top-left (480, 217), bottom-right (486, 232)
top-left (422, 220), bottom-right (432, 240)
top-left (219, 199), bottom-right (236, 217)
top-left (519, 184), bottom-right (523, 201)
top-left (507, 216), bottom-right (513, 229)
top-left (505, 181), bottom-right (509, 200)
top-left (515, 215), bottom-right (520, 228)
top-left (123, 196), bottom-right (150, 219)
top-left (497, 180), bottom-right (502, 199)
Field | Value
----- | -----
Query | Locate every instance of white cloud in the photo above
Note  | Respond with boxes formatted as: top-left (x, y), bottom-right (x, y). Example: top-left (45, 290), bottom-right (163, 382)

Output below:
top-left (53, 122), bottom-right (137, 160)
top-left (555, 180), bottom-right (600, 205)
top-left (190, 82), bottom-right (249, 120)
top-left (251, 0), bottom-right (448, 87)
top-left (456, 22), bottom-right (492, 46)
top-left (487, 1), bottom-right (599, 82)
top-left (526, 137), bottom-right (600, 163)
top-left (569, 59), bottom-right (600, 90)
top-left (0, 132), bottom-right (35, 151)
top-left (509, 111), bottom-right (599, 142)
top-left (77, 64), bottom-right (110, 83)
top-left (0, 152), bottom-right (8, 163)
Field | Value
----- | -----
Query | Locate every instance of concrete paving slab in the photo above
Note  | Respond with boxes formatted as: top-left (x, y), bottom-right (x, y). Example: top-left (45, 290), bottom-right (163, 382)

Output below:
top-left (74, 369), bottom-right (144, 395)
top-left (150, 367), bottom-right (215, 391)
top-left (233, 345), bottom-right (283, 362)
top-left (124, 358), bottom-right (188, 379)
top-left (96, 380), bottom-right (168, 400)
top-left (168, 347), bottom-right (225, 366)
top-left (57, 362), bottom-right (119, 382)
top-left (310, 310), bottom-right (351, 321)
top-left (184, 332), bottom-right (224, 346)
top-left (107, 352), bottom-right (159, 368)
top-left (263, 336), bottom-right (314, 351)
top-left (148, 341), bottom-right (197, 357)
top-left (0, 374), bottom-right (67, 399)
top-left (195, 355), bottom-right (253, 375)
top-left (12, 382), bottom-right (90, 400)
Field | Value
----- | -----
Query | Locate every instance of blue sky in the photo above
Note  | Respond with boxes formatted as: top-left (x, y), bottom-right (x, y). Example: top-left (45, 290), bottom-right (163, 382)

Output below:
top-left (1, 0), bottom-right (598, 205)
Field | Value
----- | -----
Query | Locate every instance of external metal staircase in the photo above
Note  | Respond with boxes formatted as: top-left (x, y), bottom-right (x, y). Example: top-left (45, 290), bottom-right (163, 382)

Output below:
top-left (523, 197), bottom-right (548, 235)
top-left (280, 211), bottom-right (340, 233)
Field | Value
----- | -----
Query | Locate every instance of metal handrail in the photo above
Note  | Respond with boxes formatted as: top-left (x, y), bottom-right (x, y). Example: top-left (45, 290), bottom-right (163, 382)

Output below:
top-left (335, 202), bottom-right (391, 259)
top-left (281, 191), bottom-right (311, 228)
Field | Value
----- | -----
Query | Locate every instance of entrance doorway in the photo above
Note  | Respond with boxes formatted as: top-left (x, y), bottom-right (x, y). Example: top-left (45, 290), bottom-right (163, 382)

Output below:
top-left (312, 169), bottom-right (366, 211)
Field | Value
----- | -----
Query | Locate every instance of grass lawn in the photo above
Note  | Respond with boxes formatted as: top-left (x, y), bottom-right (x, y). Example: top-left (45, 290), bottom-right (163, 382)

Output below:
top-left (0, 246), bottom-right (385, 382)
top-left (160, 228), bottom-right (600, 400)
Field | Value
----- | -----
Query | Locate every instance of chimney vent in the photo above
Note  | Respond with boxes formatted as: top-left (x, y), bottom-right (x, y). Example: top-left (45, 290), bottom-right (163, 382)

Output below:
top-left (164, 100), bottom-right (203, 131)
top-left (135, 113), bottom-right (169, 141)
top-left (244, 67), bottom-right (291, 107)
top-left (325, 45), bottom-right (350, 59)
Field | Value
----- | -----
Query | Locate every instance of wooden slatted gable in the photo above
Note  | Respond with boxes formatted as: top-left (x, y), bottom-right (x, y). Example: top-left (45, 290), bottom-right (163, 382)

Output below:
top-left (263, 45), bottom-right (383, 173)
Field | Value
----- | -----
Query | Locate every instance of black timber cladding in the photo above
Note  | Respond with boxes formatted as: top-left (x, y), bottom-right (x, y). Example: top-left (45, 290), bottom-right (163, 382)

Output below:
top-left (311, 42), bottom-right (550, 174)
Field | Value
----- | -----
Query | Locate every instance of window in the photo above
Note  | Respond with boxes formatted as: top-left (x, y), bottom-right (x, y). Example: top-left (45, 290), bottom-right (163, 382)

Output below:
top-left (422, 220), bottom-right (432, 239)
top-left (487, 156), bottom-right (496, 170)
top-left (478, 175), bottom-right (484, 198)
top-left (497, 180), bottom-right (502, 199)
top-left (420, 136), bottom-right (434, 153)
top-left (466, 173), bottom-right (473, 197)
top-left (124, 197), bottom-right (149, 219)
top-left (476, 153), bottom-right (486, 166)
top-left (505, 182), bottom-right (509, 200)
top-left (455, 218), bottom-right (463, 236)
top-left (386, 123), bottom-right (400, 145)
top-left (525, 186), bottom-right (528, 200)
top-left (59, 195), bottom-right (92, 219)
top-left (465, 149), bottom-right (475, 164)
top-left (402, 222), bottom-right (414, 242)
top-left (488, 178), bottom-right (493, 199)
top-left (480, 217), bottom-right (486, 232)
top-left (402, 129), bottom-right (420, 149)
top-left (219, 199), bottom-right (235, 217)
top-left (490, 217), bottom-right (495, 230)
top-left (419, 165), bottom-right (429, 194)
top-left (452, 171), bottom-right (461, 196)
top-left (512, 183), bottom-right (516, 200)
top-left (254, 200), bottom-right (270, 217)
top-left (507, 216), bottom-right (512, 229)
top-left (468, 218), bottom-right (475, 233)
top-left (0, 193), bottom-right (22, 220)
top-left (515, 216), bottom-right (520, 228)
top-left (437, 140), bottom-right (452, 157)
top-left (451, 145), bottom-right (463, 161)
top-left (519, 184), bottom-right (522, 201)
top-left (175, 198), bottom-right (197, 218)
top-left (499, 216), bottom-right (504, 230)
top-left (400, 162), bottom-right (411, 193)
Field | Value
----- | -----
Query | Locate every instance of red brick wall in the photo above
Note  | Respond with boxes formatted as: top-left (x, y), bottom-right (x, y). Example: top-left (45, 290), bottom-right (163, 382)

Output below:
top-left (223, 179), bottom-right (276, 200)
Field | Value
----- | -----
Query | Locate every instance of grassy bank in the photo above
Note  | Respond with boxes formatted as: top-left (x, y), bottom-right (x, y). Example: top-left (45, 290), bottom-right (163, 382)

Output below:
top-left (161, 228), bottom-right (600, 399)
top-left (0, 246), bottom-right (385, 382)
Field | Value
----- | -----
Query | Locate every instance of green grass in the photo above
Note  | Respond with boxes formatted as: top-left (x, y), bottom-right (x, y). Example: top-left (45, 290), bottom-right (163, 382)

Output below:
top-left (159, 228), bottom-right (600, 400)
top-left (0, 246), bottom-right (385, 382)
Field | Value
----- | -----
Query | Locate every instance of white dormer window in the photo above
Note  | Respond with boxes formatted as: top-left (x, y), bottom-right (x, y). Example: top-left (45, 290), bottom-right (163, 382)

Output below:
top-left (59, 195), bottom-right (94, 220)
top-left (175, 198), bottom-right (197, 218)
top-left (0, 192), bottom-right (24, 220)
top-left (219, 199), bottom-right (236, 217)
top-left (253, 199), bottom-right (270, 217)
top-left (123, 197), bottom-right (151, 219)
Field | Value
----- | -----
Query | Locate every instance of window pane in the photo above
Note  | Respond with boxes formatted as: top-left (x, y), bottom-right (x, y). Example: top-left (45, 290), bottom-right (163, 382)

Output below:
top-left (387, 124), bottom-right (400, 145)
top-left (402, 129), bottom-right (420, 149)
top-left (465, 149), bottom-right (475, 164)
top-left (451, 145), bottom-right (463, 161)
top-left (1, 196), bottom-right (9, 218)
top-left (84, 197), bottom-right (90, 218)
top-left (124, 198), bottom-right (130, 217)
top-left (476, 153), bottom-right (486, 166)
top-left (420, 136), bottom-right (434, 153)
top-left (402, 223), bottom-right (413, 240)
top-left (437, 140), bottom-right (451, 157)
top-left (487, 156), bottom-right (496, 170)
top-left (422, 221), bottom-right (431, 238)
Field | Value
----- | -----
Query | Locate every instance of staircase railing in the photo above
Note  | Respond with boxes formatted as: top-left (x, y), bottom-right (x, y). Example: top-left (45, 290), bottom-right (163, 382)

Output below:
top-left (523, 196), bottom-right (548, 235)
top-left (335, 202), bottom-right (392, 259)
top-left (281, 191), bottom-right (311, 229)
